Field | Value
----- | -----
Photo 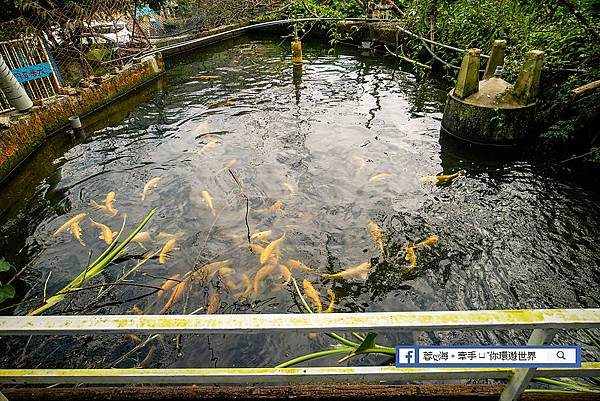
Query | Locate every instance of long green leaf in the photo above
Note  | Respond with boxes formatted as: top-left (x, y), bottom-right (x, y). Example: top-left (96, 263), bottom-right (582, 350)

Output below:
top-left (28, 209), bottom-right (156, 316)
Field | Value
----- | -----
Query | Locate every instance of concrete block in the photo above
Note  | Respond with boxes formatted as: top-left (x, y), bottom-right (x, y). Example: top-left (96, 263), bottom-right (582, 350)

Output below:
top-left (455, 48), bottom-right (481, 99)
top-left (483, 40), bottom-right (507, 79)
top-left (514, 50), bottom-right (544, 104)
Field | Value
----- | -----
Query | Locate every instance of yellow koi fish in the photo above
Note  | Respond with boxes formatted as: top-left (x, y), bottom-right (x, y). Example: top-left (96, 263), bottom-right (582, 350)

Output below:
top-left (103, 191), bottom-right (118, 216)
top-left (141, 177), bottom-right (161, 201)
top-left (222, 277), bottom-right (240, 293)
top-left (132, 231), bottom-right (152, 242)
top-left (404, 242), bottom-right (417, 267)
top-left (235, 273), bottom-right (252, 300)
top-left (286, 259), bottom-right (318, 274)
top-left (222, 159), bottom-right (237, 170)
top-left (160, 280), bottom-right (187, 314)
top-left (279, 264), bottom-right (292, 285)
top-left (415, 234), bottom-right (440, 249)
top-left (68, 222), bottom-right (85, 246)
top-left (247, 243), bottom-right (265, 254)
top-left (156, 273), bottom-right (181, 299)
top-left (255, 200), bottom-right (284, 214)
top-left (323, 262), bottom-right (372, 282)
top-left (325, 289), bottom-right (336, 313)
top-left (207, 290), bottom-right (220, 314)
top-left (303, 279), bottom-right (322, 313)
top-left (90, 200), bottom-right (112, 216)
top-left (192, 260), bottom-right (232, 282)
top-left (197, 139), bottom-right (220, 156)
top-left (217, 267), bottom-right (235, 277)
top-left (89, 218), bottom-right (115, 245)
top-left (201, 190), bottom-right (215, 215)
top-left (420, 170), bottom-right (465, 185)
top-left (352, 155), bottom-right (366, 171)
top-left (52, 213), bottom-right (87, 236)
top-left (368, 221), bottom-right (385, 253)
top-left (282, 182), bottom-right (295, 194)
top-left (159, 239), bottom-right (176, 264)
top-left (156, 231), bottom-right (183, 241)
top-left (208, 100), bottom-right (235, 108)
top-left (252, 262), bottom-right (278, 299)
top-left (260, 233), bottom-right (286, 264)
top-left (124, 334), bottom-right (142, 343)
top-left (250, 230), bottom-right (272, 243)
top-left (369, 173), bottom-right (392, 182)
top-left (192, 75), bottom-right (219, 79)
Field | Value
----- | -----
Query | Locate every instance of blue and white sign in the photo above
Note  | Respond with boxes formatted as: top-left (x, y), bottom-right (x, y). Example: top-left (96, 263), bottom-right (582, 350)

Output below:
top-left (11, 62), bottom-right (53, 83)
top-left (396, 346), bottom-right (581, 368)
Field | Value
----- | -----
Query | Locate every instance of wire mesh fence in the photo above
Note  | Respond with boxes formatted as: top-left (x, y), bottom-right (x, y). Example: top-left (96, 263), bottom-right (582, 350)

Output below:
top-left (0, 36), bottom-right (62, 113)
top-left (0, 0), bottom-right (152, 89)
top-left (0, 0), bottom-right (288, 113)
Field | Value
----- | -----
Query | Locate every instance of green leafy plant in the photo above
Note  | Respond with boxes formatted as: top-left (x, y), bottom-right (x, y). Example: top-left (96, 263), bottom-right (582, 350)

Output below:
top-left (528, 329), bottom-right (600, 394)
top-left (28, 209), bottom-right (156, 316)
top-left (0, 257), bottom-right (16, 304)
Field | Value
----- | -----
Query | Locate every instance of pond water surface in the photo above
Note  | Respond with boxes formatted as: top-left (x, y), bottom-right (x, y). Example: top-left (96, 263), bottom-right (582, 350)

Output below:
top-left (1, 34), bottom-right (599, 370)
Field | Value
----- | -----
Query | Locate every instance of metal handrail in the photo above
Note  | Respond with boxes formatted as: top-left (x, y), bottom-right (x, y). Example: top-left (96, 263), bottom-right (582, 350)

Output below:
top-left (1, 308), bottom-right (599, 401)
top-left (2, 309), bottom-right (599, 335)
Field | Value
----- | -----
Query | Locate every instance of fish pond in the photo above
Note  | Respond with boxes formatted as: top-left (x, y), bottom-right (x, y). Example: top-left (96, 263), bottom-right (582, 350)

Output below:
top-left (1, 34), bottom-right (599, 369)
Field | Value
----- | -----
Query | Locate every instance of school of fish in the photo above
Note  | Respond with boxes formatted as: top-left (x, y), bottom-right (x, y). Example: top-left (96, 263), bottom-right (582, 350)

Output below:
top-left (48, 145), bottom-right (453, 318)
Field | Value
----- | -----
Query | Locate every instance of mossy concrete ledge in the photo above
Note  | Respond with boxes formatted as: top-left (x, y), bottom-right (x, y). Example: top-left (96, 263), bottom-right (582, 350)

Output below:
top-left (0, 54), bottom-right (164, 181)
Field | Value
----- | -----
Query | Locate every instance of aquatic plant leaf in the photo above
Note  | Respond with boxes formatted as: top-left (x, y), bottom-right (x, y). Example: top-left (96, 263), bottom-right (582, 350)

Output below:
top-left (0, 257), bottom-right (10, 272)
top-left (355, 332), bottom-right (378, 353)
top-left (337, 332), bottom-right (378, 363)
top-left (0, 283), bottom-right (15, 303)
top-left (28, 209), bottom-right (156, 316)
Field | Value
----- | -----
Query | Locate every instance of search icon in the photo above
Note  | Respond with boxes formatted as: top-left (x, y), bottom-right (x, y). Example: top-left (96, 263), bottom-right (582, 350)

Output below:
top-left (556, 351), bottom-right (566, 360)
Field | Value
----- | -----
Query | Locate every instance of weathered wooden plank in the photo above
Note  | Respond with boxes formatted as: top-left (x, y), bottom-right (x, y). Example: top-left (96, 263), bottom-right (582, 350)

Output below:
top-left (1, 364), bottom-right (599, 385)
top-left (3, 385), bottom-right (600, 401)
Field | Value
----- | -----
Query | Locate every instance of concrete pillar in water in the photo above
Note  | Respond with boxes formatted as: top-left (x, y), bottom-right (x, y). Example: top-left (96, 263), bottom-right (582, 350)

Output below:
top-left (454, 48), bottom-right (481, 99)
top-left (483, 40), bottom-right (507, 79)
top-left (291, 41), bottom-right (302, 65)
top-left (69, 115), bottom-right (85, 140)
top-left (514, 50), bottom-right (544, 105)
top-left (293, 64), bottom-right (302, 104)
top-left (0, 54), bottom-right (33, 112)
top-left (442, 41), bottom-right (542, 145)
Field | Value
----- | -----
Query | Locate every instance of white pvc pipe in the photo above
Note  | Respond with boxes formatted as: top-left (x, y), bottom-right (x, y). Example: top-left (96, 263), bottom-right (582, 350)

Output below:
top-left (0, 53), bottom-right (33, 111)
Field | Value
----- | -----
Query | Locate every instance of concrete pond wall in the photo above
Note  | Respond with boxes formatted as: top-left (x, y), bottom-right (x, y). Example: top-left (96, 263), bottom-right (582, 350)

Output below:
top-left (0, 55), bottom-right (165, 181)
top-left (0, 22), bottom-right (257, 183)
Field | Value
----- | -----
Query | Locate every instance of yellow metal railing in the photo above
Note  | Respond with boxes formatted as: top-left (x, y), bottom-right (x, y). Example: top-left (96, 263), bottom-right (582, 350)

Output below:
top-left (1, 308), bottom-right (599, 401)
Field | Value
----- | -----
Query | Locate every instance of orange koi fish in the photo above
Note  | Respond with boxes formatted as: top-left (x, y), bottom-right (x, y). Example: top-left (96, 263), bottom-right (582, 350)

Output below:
top-left (141, 177), bottom-right (161, 201)
top-left (159, 239), bottom-right (176, 264)
top-left (53, 213), bottom-right (87, 236)
top-left (415, 234), bottom-right (440, 249)
top-left (368, 221), bottom-right (384, 253)
top-left (303, 279), bottom-right (322, 313)
top-left (323, 262), bottom-right (372, 282)
top-left (260, 233), bottom-right (285, 264)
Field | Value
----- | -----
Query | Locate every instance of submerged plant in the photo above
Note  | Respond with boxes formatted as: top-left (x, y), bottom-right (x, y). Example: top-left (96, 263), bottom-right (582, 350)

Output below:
top-left (27, 209), bottom-right (157, 316)
top-left (528, 328), bottom-right (600, 394)
top-left (0, 257), bottom-right (16, 304)
top-left (275, 277), bottom-right (395, 368)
